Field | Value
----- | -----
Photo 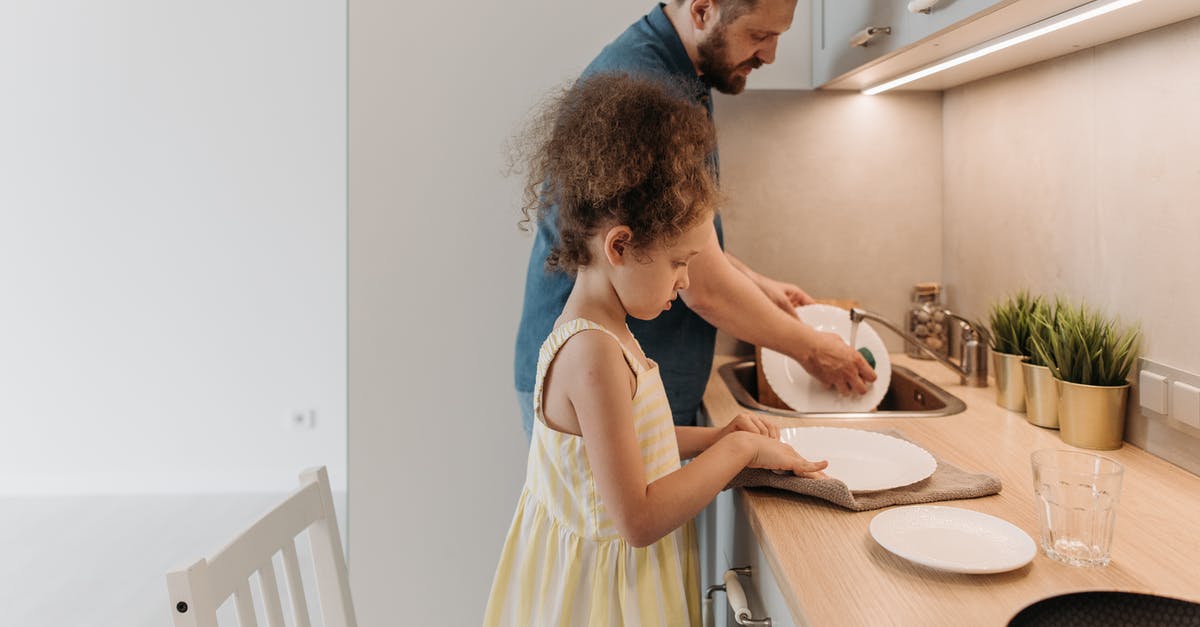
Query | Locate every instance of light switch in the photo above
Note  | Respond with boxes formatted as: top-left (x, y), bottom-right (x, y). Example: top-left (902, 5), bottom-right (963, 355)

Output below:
top-left (1171, 381), bottom-right (1200, 429)
top-left (1139, 370), bottom-right (1168, 414)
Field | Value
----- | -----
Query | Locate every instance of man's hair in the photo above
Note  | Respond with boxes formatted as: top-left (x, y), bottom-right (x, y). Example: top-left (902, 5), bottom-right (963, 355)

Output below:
top-left (513, 73), bottom-right (719, 274)
top-left (675, 0), bottom-right (761, 25)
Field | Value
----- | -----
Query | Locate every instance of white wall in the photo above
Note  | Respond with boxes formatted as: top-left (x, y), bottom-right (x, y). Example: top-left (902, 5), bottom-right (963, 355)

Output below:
top-left (0, 1), bottom-right (347, 493)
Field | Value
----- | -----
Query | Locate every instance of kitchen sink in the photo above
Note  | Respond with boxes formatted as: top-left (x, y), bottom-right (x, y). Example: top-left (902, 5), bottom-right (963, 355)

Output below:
top-left (718, 358), bottom-right (966, 419)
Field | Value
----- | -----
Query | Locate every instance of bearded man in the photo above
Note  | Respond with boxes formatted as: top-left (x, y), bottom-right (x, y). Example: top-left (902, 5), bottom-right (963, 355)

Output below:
top-left (514, 0), bottom-right (876, 433)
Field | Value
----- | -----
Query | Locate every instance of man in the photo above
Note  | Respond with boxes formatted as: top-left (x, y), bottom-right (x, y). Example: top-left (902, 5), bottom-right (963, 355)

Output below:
top-left (515, 0), bottom-right (875, 432)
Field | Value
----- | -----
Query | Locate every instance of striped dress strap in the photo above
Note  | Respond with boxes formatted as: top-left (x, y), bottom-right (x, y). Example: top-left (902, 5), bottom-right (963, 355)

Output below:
top-left (560, 318), bottom-right (644, 374)
top-left (534, 318), bottom-right (643, 424)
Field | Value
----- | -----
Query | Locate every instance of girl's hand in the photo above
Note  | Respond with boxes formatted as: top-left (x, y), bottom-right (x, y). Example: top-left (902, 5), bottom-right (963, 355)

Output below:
top-left (742, 433), bottom-right (829, 479)
top-left (719, 413), bottom-right (779, 440)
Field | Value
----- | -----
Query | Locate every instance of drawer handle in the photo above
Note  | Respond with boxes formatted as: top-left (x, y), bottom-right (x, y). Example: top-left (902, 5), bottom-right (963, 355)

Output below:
top-left (704, 566), bottom-right (772, 627)
top-left (908, 0), bottom-right (940, 14)
top-left (850, 26), bottom-right (892, 48)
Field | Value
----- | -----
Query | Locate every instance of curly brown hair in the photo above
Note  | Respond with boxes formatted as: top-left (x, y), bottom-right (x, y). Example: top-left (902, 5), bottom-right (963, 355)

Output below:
top-left (514, 73), bottom-right (720, 274)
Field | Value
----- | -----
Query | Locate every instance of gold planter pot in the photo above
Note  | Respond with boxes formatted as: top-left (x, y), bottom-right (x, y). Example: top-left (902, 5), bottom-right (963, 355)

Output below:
top-left (992, 351), bottom-right (1027, 412)
top-left (1056, 379), bottom-right (1130, 450)
top-left (1022, 362), bottom-right (1059, 429)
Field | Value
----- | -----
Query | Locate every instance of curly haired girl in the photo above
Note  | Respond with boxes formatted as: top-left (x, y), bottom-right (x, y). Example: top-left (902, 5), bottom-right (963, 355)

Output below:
top-left (484, 73), bottom-right (826, 626)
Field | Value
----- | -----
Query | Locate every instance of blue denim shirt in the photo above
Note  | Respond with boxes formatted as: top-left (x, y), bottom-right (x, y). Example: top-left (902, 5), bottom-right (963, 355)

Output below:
top-left (513, 4), bottom-right (724, 426)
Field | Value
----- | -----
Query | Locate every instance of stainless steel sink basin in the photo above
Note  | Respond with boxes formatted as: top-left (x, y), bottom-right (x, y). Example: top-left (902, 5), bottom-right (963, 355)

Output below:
top-left (719, 358), bottom-right (966, 418)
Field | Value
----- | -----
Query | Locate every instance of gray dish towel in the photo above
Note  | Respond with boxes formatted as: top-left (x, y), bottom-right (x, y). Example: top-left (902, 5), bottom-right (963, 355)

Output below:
top-left (724, 429), bottom-right (1002, 511)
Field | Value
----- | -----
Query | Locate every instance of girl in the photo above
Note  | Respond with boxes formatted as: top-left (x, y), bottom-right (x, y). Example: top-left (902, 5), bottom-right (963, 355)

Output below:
top-left (484, 73), bottom-right (827, 627)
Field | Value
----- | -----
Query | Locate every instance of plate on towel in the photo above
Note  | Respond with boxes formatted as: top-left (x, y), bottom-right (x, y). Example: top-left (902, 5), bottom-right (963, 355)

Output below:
top-left (760, 304), bottom-right (891, 413)
top-left (779, 426), bottom-right (936, 492)
top-left (870, 506), bottom-right (1036, 574)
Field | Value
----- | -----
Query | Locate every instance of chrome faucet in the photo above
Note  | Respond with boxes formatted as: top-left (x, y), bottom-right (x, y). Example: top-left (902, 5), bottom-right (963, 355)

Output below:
top-left (850, 308), bottom-right (990, 387)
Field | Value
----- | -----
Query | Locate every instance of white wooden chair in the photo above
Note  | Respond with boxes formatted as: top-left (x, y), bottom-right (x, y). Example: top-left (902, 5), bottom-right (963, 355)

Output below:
top-left (165, 467), bottom-right (357, 627)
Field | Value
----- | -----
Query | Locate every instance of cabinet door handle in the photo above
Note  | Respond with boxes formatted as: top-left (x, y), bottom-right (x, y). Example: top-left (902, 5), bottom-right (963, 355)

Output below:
top-left (908, 0), bottom-right (941, 13)
top-left (704, 566), bottom-right (772, 627)
top-left (850, 26), bottom-right (892, 48)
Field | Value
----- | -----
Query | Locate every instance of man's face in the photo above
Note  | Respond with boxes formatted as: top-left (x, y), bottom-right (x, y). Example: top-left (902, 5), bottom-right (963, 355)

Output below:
top-left (696, 0), bottom-right (797, 94)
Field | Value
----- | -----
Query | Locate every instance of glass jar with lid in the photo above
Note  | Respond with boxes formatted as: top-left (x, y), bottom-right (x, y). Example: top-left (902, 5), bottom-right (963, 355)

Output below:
top-left (905, 282), bottom-right (948, 359)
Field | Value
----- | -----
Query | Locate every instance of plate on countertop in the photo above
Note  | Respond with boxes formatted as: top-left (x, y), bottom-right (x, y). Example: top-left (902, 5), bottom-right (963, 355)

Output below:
top-left (869, 506), bottom-right (1036, 574)
top-left (760, 304), bottom-right (891, 413)
top-left (779, 426), bottom-right (936, 492)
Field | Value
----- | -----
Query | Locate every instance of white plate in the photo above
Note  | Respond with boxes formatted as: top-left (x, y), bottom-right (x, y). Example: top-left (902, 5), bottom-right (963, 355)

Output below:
top-left (779, 426), bottom-right (936, 492)
top-left (760, 304), bottom-right (891, 413)
top-left (869, 506), bottom-right (1037, 574)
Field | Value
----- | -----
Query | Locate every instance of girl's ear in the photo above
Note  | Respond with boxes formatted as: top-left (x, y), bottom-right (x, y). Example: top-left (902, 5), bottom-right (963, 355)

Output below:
top-left (602, 225), bottom-right (635, 267)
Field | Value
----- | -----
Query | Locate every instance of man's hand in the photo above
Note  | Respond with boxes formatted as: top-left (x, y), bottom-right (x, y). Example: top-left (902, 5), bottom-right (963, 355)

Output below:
top-left (724, 253), bottom-right (814, 317)
top-left (797, 331), bottom-right (877, 396)
top-left (754, 275), bottom-right (815, 315)
top-left (690, 248), bottom-right (873, 399)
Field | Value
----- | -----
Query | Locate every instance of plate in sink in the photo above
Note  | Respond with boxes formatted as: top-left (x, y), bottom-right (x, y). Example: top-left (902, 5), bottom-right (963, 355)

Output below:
top-left (869, 506), bottom-right (1036, 574)
top-left (761, 304), bottom-right (891, 412)
top-left (779, 426), bottom-right (935, 492)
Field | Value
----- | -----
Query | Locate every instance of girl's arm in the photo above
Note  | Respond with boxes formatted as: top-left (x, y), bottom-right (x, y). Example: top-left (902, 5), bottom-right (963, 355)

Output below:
top-left (674, 427), bottom-right (720, 460)
top-left (560, 337), bottom-right (825, 548)
top-left (675, 414), bottom-right (780, 460)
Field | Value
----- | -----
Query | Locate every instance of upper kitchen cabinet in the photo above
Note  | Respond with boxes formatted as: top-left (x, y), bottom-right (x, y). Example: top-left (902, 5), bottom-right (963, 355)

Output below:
top-left (813, 0), bottom-right (1006, 87)
top-left (813, 0), bottom-right (1200, 92)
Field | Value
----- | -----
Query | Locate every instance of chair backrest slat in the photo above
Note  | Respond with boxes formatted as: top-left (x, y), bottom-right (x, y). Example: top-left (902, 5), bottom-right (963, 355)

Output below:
top-left (233, 580), bottom-right (257, 627)
top-left (304, 467), bottom-right (357, 627)
top-left (166, 466), bottom-right (355, 627)
top-left (205, 484), bottom-right (323, 602)
top-left (281, 541), bottom-right (313, 627)
top-left (257, 559), bottom-right (286, 627)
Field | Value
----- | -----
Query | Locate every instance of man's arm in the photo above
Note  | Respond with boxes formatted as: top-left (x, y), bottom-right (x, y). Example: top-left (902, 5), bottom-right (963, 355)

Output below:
top-left (726, 252), bottom-right (815, 314)
top-left (682, 226), bottom-right (874, 395)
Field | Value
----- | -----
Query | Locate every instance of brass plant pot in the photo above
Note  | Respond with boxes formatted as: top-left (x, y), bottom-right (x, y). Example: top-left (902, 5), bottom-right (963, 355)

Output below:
top-left (992, 350), bottom-right (1027, 412)
top-left (1056, 379), bottom-right (1130, 450)
top-left (1022, 362), bottom-right (1059, 429)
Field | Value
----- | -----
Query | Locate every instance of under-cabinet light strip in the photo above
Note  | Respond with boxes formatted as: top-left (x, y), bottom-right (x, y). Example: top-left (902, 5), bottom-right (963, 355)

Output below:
top-left (862, 0), bottom-right (1144, 95)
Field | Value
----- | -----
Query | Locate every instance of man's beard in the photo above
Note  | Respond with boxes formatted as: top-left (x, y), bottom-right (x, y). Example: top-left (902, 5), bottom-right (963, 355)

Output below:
top-left (696, 24), bottom-right (762, 94)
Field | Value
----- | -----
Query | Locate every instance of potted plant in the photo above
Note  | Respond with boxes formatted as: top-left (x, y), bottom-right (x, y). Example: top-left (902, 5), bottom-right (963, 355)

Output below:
top-left (1023, 298), bottom-right (1062, 429)
top-left (1029, 302), bottom-right (1141, 450)
top-left (988, 291), bottom-right (1040, 411)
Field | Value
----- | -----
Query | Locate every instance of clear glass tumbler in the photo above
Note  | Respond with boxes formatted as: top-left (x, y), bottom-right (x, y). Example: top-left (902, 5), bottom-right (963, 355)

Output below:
top-left (1031, 449), bottom-right (1124, 567)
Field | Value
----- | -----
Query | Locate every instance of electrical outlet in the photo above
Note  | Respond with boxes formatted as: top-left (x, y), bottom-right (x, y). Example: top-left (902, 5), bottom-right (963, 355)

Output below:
top-left (1139, 370), bottom-right (1168, 414)
top-left (291, 409), bottom-right (317, 431)
top-left (1173, 382), bottom-right (1200, 429)
top-left (1140, 358), bottom-right (1200, 432)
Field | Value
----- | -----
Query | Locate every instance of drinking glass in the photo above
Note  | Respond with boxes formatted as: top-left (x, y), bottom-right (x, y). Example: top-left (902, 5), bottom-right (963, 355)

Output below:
top-left (1031, 449), bottom-right (1124, 567)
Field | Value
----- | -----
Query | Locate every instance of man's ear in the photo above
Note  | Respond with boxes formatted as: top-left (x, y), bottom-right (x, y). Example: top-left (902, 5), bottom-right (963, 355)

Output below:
top-left (603, 225), bottom-right (635, 267)
top-left (689, 0), bottom-right (717, 30)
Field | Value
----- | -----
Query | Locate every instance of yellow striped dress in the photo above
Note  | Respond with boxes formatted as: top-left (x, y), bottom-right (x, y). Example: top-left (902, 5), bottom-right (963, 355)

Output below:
top-left (484, 318), bottom-right (701, 626)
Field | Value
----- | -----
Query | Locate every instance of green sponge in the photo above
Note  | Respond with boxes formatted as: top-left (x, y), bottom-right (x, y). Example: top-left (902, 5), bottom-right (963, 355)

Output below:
top-left (857, 347), bottom-right (876, 370)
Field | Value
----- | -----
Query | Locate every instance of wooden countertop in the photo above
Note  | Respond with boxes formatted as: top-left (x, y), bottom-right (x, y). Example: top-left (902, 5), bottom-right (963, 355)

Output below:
top-left (702, 353), bottom-right (1200, 626)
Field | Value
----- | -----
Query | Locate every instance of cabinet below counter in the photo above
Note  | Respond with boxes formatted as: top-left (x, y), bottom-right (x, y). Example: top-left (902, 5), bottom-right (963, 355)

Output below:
top-left (701, 353), bottom-right (1200, 626)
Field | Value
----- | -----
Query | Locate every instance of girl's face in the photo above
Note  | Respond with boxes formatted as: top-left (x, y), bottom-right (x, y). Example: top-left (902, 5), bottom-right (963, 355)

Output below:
top-left (608, 216), bottom-right (715, 321)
